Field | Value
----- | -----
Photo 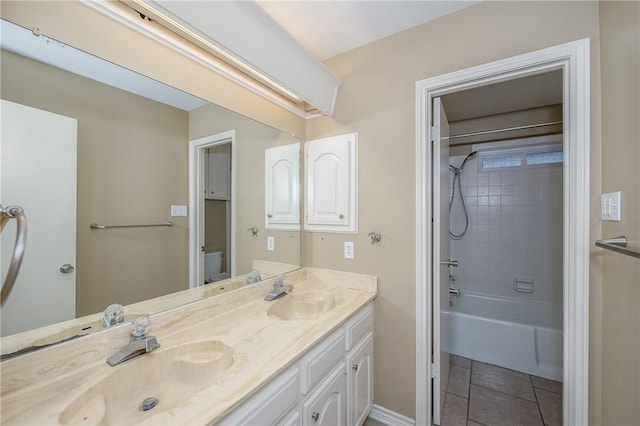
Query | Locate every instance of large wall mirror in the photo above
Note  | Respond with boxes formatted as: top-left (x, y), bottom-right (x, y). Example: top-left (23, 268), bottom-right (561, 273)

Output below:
top-left (0, 19), bottom-right (301, 357)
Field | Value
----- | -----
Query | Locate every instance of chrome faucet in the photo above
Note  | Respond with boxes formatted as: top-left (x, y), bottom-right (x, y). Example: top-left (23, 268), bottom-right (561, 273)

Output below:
top-left (103, 303), bottom-right (125, 328)
top-left (106, 315), bottom-right (160, 366)
top-left (448, 287), bottom-right (461, 297)
top-left (264, 275), bottom-right (293, 301)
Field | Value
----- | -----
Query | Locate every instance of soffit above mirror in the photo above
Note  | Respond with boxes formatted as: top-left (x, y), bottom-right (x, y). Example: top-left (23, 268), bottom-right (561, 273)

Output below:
top-left (89, 0), bottom-right (341, 118)
top-left (0, 19), bottom-right (208, 112)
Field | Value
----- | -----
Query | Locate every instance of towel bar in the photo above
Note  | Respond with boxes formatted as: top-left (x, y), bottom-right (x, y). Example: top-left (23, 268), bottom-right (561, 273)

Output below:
top-left (595, 236), bottom-right (640, 259)
top-left (90, 221), bottom-right (174, 230)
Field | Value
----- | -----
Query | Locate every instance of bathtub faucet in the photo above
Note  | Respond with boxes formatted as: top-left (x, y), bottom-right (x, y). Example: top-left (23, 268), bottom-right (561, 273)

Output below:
top-left (448, 286), bottom-right (461, 297)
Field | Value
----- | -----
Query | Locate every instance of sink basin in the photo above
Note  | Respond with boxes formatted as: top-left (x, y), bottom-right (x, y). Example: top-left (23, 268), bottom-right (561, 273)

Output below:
top-left (32, 314), bottom-right (149, 347)
top-left (267, 292), bottom-right (336, 320)
top-left (59, 340), bottom-right (234, 425)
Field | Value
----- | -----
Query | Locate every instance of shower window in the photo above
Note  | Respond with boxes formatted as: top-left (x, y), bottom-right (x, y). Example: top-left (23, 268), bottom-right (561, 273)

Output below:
top-left (526, 150), bottom-right (563, 165)
top-left (481, 154), bottom-right (523, 169)
top-left (478, 144), bottom-right (563, 171)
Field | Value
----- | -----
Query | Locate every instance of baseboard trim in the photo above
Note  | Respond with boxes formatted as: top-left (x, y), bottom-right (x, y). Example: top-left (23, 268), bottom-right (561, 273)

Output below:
top-left (368, 404), bottom-right (416, 426)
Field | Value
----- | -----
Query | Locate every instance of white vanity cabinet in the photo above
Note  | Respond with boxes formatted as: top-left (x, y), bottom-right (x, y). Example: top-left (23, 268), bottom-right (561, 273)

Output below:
top-left (346, 334), bottom-right (373, 426)
top-left (217, 367), bottom-right (300, 426)
top-left (205, 144), bottom-right (231, 200)
top-left (303, 363), bottom-right (347, 425)
top-left (218, 303), bottom-right (373, 426)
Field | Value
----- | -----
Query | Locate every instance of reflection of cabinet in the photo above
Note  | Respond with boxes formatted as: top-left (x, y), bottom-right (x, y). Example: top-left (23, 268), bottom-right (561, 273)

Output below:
top-left (305, 133), bottom-right (357, 233)
top-left (205, 144), bottom-right (231, 200)
top-left (265, 143), bottom-right (300, 230)
top-left (219, 303), bottom-right (373, 426)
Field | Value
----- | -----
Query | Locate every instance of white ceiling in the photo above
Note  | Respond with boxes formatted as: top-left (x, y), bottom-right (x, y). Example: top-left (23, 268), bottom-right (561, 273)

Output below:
top-left (255, 1), bottom-right (480, 61)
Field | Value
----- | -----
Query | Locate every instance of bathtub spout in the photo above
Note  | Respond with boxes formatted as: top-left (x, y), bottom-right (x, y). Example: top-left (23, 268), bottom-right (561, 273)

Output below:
top-left (448, 287), bottom-right (461, 297)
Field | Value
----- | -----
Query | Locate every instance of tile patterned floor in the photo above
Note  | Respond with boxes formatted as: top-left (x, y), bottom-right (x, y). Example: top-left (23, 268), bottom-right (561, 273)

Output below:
top-left (441, 355), bottom-right (563, 426)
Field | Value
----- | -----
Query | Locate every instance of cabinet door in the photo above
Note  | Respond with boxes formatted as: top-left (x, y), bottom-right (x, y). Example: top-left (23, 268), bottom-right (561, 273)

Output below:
top-left (347, 333), bottom-right (373, 426)
top-left (305, 133), bottom-right (357, 233)
top-left (279, 407), bottom-right (300, 426)
top-left (265, 143), bottom-right (300, 230)
top-left (206, 144), bottom-right (231, 200)
top-left (303, 363), bottom-right (346, 426)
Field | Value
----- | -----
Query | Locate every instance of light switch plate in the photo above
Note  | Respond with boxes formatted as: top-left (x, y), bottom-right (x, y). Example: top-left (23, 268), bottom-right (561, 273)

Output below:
top-left (171, 205), bottom-right (188, 217)
top-left (267, 236), bottom-right (275, 251)
top-left (601, 191), bottom-right (621, 221)
top-left (344, 241), bottom-right (354, 259)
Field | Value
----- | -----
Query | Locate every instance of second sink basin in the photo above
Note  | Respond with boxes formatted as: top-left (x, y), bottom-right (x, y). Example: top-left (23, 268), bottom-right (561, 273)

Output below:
top-left (267, 292), bottom-right (336, 320)
top-left (59, 340), bottom-right (234, 425)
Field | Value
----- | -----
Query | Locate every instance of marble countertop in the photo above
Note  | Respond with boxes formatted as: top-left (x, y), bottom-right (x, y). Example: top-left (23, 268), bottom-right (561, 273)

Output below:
top-left (0, 267), bottom-right (376, 425)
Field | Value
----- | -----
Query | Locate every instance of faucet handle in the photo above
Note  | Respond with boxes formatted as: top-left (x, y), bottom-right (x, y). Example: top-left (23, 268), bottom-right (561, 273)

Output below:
top-left (103, 304), bottom-right (124, 328)
top-left (130, 315), bottom-right (152, 339)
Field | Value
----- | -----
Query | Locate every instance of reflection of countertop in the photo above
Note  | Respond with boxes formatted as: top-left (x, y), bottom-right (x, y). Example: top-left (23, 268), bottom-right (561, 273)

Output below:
top-left (0, 267), bottom-right (376, 425)
top-left (0, 259), bottom-right (300, 357)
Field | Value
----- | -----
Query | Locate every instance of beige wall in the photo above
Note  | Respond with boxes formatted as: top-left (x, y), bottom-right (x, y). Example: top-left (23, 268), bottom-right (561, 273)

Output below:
top-left (306, 1), bottom-right (602, 419)
top-left (189, 103), bottom-right (301, 276)
top-left (598, 2), bottom-right (640, 424)
top-left (1, 50), bottom-right (190, 316)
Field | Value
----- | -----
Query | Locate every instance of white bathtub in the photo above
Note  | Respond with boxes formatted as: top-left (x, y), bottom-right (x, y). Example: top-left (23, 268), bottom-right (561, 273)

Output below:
top-left (446, 291), bottom-right (563, 381)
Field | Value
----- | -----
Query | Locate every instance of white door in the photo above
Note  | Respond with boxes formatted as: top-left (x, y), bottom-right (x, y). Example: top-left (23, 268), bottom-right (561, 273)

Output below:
top-left (432, 97), bottom-right (451, 424)
top-left (0, 100), bottom-right (77, 336)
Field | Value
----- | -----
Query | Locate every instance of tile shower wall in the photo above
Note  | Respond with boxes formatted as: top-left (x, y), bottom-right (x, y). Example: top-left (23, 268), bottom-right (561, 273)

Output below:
top-left (449, 154), bottom-right (563, 305)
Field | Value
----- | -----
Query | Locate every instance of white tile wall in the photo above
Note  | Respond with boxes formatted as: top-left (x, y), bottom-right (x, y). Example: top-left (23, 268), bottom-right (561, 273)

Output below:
top-left (449, 155), bottom-right (563, 305)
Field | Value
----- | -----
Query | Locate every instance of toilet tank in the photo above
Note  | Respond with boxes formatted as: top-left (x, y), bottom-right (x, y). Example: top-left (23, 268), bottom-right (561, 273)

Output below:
top-left (204, 250), bottom-right (223, 282)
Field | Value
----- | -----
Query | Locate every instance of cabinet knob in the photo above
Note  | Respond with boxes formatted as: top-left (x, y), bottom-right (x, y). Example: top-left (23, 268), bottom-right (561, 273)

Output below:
top-left (267, 213), bottom-right (273, 218)
top-left (312, 412), bottom-right (319, 422)
top-left (352, 364), bottom-right (359, 371)
top-left (339, 214), bottom-right (344, 219)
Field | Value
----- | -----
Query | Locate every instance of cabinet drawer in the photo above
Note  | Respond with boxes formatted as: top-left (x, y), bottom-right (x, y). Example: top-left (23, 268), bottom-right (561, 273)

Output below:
top-left (345, 305), bottom-right (373, 351)
top-left (219, 367), bottom-right (299, 425)
top-left (300, 330), bottom-right (345, 395)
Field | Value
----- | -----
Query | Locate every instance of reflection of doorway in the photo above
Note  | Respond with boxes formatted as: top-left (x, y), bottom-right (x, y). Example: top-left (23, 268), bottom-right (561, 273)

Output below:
top-left (188, 130), bottom-right (235, 288)
top-left (0, 100), bottom-right (77, 335)
top-left (416, 39), bottom-right (590, 426)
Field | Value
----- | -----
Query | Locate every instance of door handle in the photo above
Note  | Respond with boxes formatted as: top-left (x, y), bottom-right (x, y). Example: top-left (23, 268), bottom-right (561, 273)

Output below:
top-left (440, 259), bottom-right (459, 267)
top-left (59, 264), bottom-right (75, 273)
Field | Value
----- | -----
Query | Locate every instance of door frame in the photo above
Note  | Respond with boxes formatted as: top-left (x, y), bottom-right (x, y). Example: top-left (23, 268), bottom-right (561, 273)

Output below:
top-left (415, 39), bottom-right (590, 425)
top-left (188, 130), bottom-right (236, 288)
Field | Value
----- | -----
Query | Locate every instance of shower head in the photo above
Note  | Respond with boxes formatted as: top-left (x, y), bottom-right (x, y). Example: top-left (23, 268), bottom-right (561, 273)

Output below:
top-left (460, 151), bottom-right (479, 171)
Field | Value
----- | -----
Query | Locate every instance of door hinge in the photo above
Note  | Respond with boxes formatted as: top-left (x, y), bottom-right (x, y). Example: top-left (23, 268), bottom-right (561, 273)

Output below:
top-left (431, 362), bottom-right (439, 379)
top-left (431, 125), bottom-right (439, 143)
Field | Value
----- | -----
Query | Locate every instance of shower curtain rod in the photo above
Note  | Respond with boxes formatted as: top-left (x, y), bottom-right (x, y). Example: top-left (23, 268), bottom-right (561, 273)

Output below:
top-left (449, 120), bottom-right (563, 140)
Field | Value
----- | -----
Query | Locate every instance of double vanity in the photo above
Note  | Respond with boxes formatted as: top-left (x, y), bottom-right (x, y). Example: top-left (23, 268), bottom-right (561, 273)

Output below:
top-left (0, 268), bottom-right (376, 425)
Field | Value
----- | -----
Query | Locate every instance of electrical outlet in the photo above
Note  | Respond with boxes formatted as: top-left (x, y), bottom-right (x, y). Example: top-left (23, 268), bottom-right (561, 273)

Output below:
top-left (170, 205), bottom-right (188, 217)
top-left (267, 236), bottom-right (275, 251)
top-left (344, 241), bottom-right (354, 259)
top-left (601, 191), bottom-right (621, 221)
